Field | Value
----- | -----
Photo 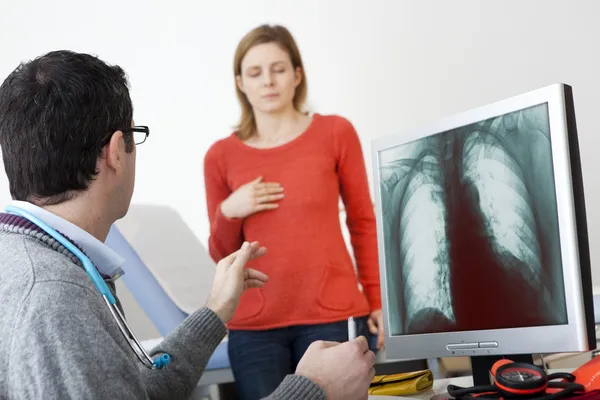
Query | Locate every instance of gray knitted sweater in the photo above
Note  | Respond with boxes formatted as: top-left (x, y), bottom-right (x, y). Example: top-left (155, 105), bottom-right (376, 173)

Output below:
top-left (0, 213), bottom-right (325, 399)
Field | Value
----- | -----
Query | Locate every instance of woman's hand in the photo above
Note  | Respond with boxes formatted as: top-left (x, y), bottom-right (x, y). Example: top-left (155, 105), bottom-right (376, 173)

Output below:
top-left (220, 176), bottom-right (284, 219)
top-left (206, 241), bottom-right (269, 323)
top-left (367, 309), bottom-right (385, 350)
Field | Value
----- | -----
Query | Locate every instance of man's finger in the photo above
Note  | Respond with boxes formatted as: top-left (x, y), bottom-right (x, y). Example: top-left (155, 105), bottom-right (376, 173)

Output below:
top-left (366, 350), bottom-right (376, 367)
top-left (314, 340), bottom-right (340, 349)
top-left (248, 241), bottom-right (261, 255)
top-left (250, 246), bottom-right (267, 260)
top-left (230, 242), bottom-right (252, 271)
top-left (244, 279), bottom-right (266, 290)
top-left (220, 249), bottom-right (240, 265)
top-left (221, 242), bottom-right (263, 265)
top-left (245, 268), bottom-right (268, 282)
top-left (352, 336), bottom-right (370, 354)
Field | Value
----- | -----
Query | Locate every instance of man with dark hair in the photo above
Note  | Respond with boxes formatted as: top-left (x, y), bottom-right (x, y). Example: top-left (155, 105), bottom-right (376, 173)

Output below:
top-left (0, 50), bottom-right (376, 399)
top-left (1, 50), bottom-right (135, 207)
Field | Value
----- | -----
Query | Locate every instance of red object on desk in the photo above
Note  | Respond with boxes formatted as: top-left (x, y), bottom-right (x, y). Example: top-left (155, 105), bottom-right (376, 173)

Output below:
top-left (572, 356), bottom-right (600, 392)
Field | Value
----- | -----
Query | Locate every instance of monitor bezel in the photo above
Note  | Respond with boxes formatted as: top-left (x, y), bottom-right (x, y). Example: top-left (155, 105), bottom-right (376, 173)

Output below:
top-left (371, 83), bottom-right (592, 361)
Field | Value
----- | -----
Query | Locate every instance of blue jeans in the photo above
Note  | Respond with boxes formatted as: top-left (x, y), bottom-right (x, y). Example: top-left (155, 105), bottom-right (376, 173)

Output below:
top-left (227, 317), bottom-right (374, 400)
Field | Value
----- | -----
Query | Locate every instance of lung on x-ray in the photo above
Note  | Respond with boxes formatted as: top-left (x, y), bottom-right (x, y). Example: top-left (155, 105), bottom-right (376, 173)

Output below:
top-left (379, 103), bottom-right (567, 336)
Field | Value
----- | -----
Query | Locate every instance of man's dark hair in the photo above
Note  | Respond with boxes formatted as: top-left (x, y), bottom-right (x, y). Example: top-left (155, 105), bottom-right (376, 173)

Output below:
top-left (0, 50), bottom-right (134, 205)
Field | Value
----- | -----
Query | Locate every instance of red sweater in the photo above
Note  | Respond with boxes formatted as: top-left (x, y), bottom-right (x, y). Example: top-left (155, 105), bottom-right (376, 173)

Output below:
top-left (203, 114), bottom-right (381, 330)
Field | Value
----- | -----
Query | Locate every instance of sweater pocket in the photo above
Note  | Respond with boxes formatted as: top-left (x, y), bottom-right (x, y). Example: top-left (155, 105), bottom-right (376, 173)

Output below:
top-left (233, 289), bottom-right (265, 321)
top-left (317, 265), bottom-right (358, 311)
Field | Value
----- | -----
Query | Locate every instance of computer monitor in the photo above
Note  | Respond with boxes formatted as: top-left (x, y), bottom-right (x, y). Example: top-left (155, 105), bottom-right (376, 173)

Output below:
top-left (371, 83), bottom-right (596, 384)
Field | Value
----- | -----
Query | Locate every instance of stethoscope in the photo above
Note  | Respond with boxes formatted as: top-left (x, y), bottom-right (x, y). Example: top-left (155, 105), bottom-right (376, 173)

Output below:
top-left (5, 205), bottom-right (171, 370)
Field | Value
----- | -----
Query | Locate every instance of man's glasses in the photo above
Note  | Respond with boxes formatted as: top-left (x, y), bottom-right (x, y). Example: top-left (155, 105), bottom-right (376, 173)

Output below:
top-left (100, 125), bottom-right (150, 147)
top-left (122, 126), bottom-right (150, 145)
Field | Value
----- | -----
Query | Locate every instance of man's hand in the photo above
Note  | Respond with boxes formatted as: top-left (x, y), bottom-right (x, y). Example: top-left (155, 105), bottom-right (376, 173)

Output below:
top-left (206, 241), bottom-right (268, 323)
top-left (367, 309), bottom-right (385, 349)
top-left (296, 336), bottom-right (376, 400)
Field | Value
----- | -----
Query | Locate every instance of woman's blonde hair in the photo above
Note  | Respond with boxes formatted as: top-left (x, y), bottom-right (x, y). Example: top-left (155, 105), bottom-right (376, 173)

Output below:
top-left (233, 24), bottom-right (307, 140)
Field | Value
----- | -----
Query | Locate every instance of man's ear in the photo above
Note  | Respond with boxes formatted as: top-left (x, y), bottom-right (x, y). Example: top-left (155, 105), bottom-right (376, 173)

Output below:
top-left (104, 130), bottom-right (125, 173)
top-left (236, 75), bottom-right (245, 93)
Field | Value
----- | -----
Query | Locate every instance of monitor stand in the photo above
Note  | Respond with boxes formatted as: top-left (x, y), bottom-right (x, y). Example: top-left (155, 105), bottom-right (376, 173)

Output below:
top-left (470, 354), bottom-right (535, 386)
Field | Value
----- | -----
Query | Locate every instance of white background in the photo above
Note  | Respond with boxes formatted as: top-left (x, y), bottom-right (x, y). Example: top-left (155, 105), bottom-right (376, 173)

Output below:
top-left (1, 0), bottom-right (599, 337)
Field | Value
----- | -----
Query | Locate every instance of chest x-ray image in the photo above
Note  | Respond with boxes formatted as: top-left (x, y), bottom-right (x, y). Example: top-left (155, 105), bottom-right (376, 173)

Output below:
top-left (379, 103), bottom-right (568, 336)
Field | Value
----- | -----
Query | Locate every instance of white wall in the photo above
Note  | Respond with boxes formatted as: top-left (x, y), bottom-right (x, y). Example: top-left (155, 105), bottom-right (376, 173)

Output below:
top-left (2, 0), bottom-right (600, 332)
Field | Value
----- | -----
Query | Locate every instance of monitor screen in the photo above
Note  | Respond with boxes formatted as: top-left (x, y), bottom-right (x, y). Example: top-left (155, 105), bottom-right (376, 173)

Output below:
top-left (378, 102), bottom-right (568, 337)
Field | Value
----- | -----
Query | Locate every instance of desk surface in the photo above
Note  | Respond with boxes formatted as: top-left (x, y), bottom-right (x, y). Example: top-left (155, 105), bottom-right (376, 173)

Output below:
top-left (369, 375), bottom-right (471, 400)
top-left (369, 369), bottom-right (573, 400)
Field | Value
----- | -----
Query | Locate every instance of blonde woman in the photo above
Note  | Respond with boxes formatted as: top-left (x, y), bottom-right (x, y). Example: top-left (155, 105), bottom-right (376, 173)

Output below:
top-left (203, 24), bottom-right (383, 399)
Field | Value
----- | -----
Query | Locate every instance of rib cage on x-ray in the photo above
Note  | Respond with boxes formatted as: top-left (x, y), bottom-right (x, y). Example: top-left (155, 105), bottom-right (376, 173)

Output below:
top-left (462, 129), bottom-right (541, 286)
top-left (380, 103), bottom-right (568, 336)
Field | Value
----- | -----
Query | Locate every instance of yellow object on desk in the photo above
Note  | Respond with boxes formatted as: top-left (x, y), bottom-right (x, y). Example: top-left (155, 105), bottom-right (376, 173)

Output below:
top-left (369, 369), bottom-right (434, 396)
